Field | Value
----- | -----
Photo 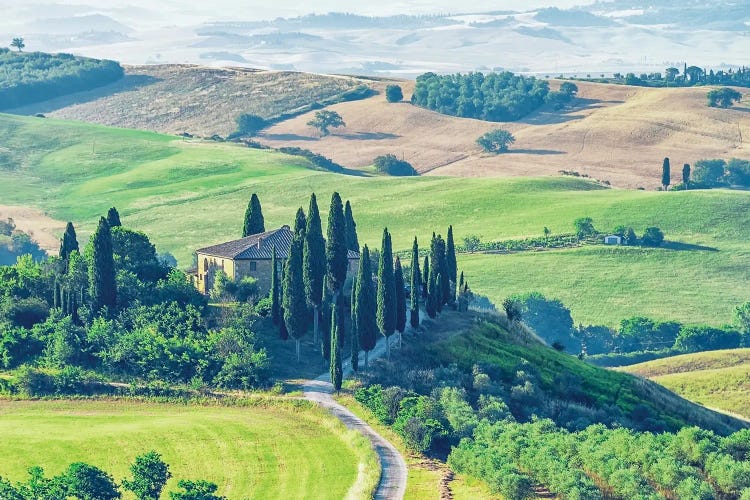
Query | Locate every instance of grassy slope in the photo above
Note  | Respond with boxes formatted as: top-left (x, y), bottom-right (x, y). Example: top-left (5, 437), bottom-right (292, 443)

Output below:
top-left (2, 113), bottom-right (750, 326)
top-left (620, 349), bottom-right (750, 419)
top-left (0, 399), bottom-right (368, 499)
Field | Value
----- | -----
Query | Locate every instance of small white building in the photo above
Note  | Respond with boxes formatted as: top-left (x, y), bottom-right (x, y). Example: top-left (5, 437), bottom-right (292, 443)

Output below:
top-left (604, 235), bottom-right (622, 245)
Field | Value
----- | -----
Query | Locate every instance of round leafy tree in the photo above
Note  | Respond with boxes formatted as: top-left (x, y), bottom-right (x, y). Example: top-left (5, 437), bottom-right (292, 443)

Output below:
top-left (385, 84), bottom-right (403, 103)
top-left (476, 129), bottom-right (516, 153)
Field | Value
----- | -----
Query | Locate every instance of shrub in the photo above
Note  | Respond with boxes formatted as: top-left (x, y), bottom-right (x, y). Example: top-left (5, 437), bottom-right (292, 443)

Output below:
top-left (385, 84), bottom-right (403, 103)
top-left (707, 87), bottom-right (742, 108)
top-left (693, 159), bottom-right (727, 186)
top-left (727, 158), bottom-right (750, 186)
top-left (277, 147), bottom-right (343, 172)
top-left (476, 129), bottom-right (516, 153)
top-left (373, 154), bottom-right (417, 176)
top-left (234, 114), bottom-right (267, 137)
top-left (641, 227), bottom-right (664, 247)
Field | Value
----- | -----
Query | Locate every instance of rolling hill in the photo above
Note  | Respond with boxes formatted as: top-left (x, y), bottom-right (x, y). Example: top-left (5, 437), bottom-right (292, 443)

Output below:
top-left (620, 349), bottom-right (750, 419)
top-left (2, 113), bottom-right (749, 327)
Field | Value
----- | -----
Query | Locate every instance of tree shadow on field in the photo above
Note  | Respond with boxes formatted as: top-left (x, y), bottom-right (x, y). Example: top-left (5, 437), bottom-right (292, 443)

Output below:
top-left (263, 133), bottom-right (318, 142)
top-left (518, 97), bottom-right (625, 126)
top-left (338, 131), bottom-right (400, 140)
top-left (7, 75), bottom-right (161, 114)
top-left (507, 148), bottom-right (565, 155)
top-left (661, 241), bottom-right (719, 252)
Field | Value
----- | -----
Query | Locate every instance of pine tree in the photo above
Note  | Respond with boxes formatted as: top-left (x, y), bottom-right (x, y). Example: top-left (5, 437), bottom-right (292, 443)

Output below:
top-left (662, 157), bottom-right (671, 190)
top-left (330, 296), bottom-right (344, 392)
top-left (242, 193), bottom-right (265, 237)
top-left (344, 200), bottom-right (360, 253)
top-left (106, 207), bottom-right (121, 227)
top-left (304, 194), bottom-right (326, 346)
top-left (89, 217), bottom-right (117, 312)
top-left (355, 245), bottom-right (377, 370)
top-left (422, 256), bottom-right (429, 298)
top-left (270, 246), bottom-right (280, 325)
top-left (283, 236), bottom-right (307, 361)
top-left (59, 222), bottom-right (79, 261)
top-left (394, 256), bottom-right (406, 347)
top-left (350, 276), bottom-right (359, 372)
top-left (377, 228), bottom-right (396, 358)
top-left (294, 207), bottom-right (307, 239)
top-left (410, 237), bottom-right (420, 329)
top-left (446, 226), bottom-right (457, 303)
top-left (326, 192), bottom-right (348, 295)
top-left (683, 163), bottom-right (691, 189)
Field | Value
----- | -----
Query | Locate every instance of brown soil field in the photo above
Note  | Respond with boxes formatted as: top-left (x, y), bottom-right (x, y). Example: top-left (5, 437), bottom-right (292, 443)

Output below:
top-left (0, 205), bottom-right (66, 254)
top-left (8, 65), bottom-right (362, 137)
top-left (258, 80), bottom-right (750, 188)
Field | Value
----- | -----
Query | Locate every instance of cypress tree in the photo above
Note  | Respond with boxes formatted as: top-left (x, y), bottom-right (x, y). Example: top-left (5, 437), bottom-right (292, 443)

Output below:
top-left (270, 246), bottom-right (280, 325)
top-left (89, 217), bottom-right (117, 313)
top-left (377, 228), bottom-right (396, 358)
top-left (459, 271), bottom-right (465, 291)
top-left (283, 236), bottom-right (307, 362)
top-left (426, 270), bottom-right (437, 318)
top-left (106, 207), bottom-right (121, 228)
top-left (294, 207), bottom-right (307, 239)
top-left (410, 237), bottom-right (420, 329)
top-left (422, 256), bottom-right (429, 298)
top-left (438, 273), bottom-right (449, 313)
top-left (326, 192), bottom-right (348, 295)
top-left (394, 256), bottom-right (406, 347)
top-left (356, 245), bottom-right (377, 370)
top-left (430, 234), bottom-right (449, 307)
top-left (662, 157), bottom-right (671, 190)
top-left (278, 260), bottom-right (289, 340)
top-left (344, 200), bottom-right (360, 253)
top-left (303, 194), bottom-right (326, 345)
top-left (59, 222), bottom-right (79, 261)
top-left (350, 275), bottom-right (359, 372)
top-left (242, 193), bottom-right (265, 237)
top-left (683, 163), bottom-right (691, 189)
top-left (446, 226), bottom-right (457, 303)
top-left (330, 296), bottom-right (343, 392)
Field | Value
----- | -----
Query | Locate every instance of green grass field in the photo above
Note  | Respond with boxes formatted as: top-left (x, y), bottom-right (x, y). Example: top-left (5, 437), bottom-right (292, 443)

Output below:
top-left (2, 112), bottom-right (750, 326)
top-left (620, 349), bottom-right (750, 419)
top-left (0, 399), bottom-right (373, 499)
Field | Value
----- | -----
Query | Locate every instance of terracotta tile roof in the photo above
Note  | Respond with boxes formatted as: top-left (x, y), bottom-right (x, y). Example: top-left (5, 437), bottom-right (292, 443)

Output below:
top-left (196, 226), bottom-right (360, 261)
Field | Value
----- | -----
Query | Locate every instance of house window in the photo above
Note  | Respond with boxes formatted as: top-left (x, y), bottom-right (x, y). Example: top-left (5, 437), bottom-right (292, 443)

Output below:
top-left (249, 261), bottom-right (257, 271)
top-left (203, 258), bottom-right (209, 272)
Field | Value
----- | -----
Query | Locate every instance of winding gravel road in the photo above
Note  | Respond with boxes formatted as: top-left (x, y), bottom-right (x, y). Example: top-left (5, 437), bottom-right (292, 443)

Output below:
top-left (303, 337), bottom-right (407, 500)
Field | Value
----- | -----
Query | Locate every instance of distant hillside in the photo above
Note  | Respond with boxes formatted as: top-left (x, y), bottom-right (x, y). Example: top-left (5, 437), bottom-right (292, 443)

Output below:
top-left (620, 349), bottom-right (750, 419)
top-left (7, 65), bottom-right (364, 137)
top-left (0, 50), bottom-right (123, 109)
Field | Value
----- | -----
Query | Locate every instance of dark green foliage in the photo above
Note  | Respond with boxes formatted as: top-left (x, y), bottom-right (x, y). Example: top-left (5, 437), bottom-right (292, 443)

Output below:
top-left (330, 297), bottom-right (343, 391)
top-left (625, 227), bottom-right (638, 245)
top-left (112, 227), bottom-right (168, 283)
top-left (235, 114), bottom-right (267, 137)
top-left (373, 154), bottom-right (417, 176)
top-left (616, 317), bottom-right (681, 353)
top-left (307, 110), bottom-right (345, 136)
top-left (446, 226), bottom-right (457, 302)
top-left (394, 257), bottom-right (406, 334)
top-left (283, 237), bottom-right (307, 361)
top-left (355, 246), bottom-right (377, 366)
top-left (502, 297), bottom-right (522, 322)
top-left (350, 276), bottom-right (359, 372)
top-left (89, 217), bottom-right (117, 312)
top-left (325, 192), bottom-right (348, 294)
top-left (410, 238), bottom-right (420, 329)
top-left (59, 222), bottom-right (79, 261)
top-left (422, 256), bottom-right (429, 298)
top-left (65, 462), bottom-right (121, 500)
top-left (0, 49), bottom-right (124, 109)
top-left (426, 271), bottom-right (437, 319)
top-left (377, 228), bottom-right (396, 346)
top-left (675, 325), bottom-right (742, 352)
top-left (276, 147), bottom-right (344, 172)
top-left (727, 158), bottom-right (750, 186)
top-left (10, 38), bottom-right (24, 52)
top-left (707, 87), bottom-right (742, 108)
top-left (641, 226), bottom-right (665, 247)
top-left (271, 247), bottom-right (280, 325)
top-left (293, 207), bottom-right (306, 239)
top-left (512, 292), bottom-right (579, 352)
top-left (573, 217), bottom-right (596, 239)
top-left (662, 157), bottom-right (671, 189)
top-left (106, 207), bottom-right (121, 228)
top-left (429, 234), bottom-right (449, 306)
top-left (683, 163), bottom-right (691, 188)
top-left (242, 193), bottom-right (265, 237)
top-left (343, 200), bottom-right (360, 253)
top-left (476, 129), bottom-right (516, 153)
top-left (693, 159), bottom-right (727, 186)
top-left (304, 194), bottom-right (326, 313)
top-left (123, 451), bottom-right (171, 500)
top-left (412, 71), bottom-right (550, 121)
top-left (385, 84), bottom-right (403, 103)
top-left (169, 480), bottom-right (225, 500)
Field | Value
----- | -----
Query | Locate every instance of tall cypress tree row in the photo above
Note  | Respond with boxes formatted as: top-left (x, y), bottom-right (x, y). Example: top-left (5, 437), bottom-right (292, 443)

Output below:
top-left (283, 236), bottom-right (307, 361)
top-left (377, 228), bottom-right (396, 358)
top-left (356, 245), bottom-right (377, 370)
top-left (446, 225), bottom-right (457, 303)
top-left (394, 256), bottom-right (406, 347)
top-left (106, 207), bottom-right (121, 228)
top-left (303, 194), bottom-right (326, 346)
top-left (242, 193), bottom-right (265, 237)
top-left (330, 296), bottom-right (344, 392)
top-left (410, 237), bottom-right (421, 329)
top-left (89, 217), bottom-right (117, 313)
top-left (344, 200), bottom-right (360, 253)
top-left (294, 207), bottom-right (307, 239)
top-left (270, 246), bottom-right (280, 325)
top-left (350, 275), bottom-right (359, 372)
top-left (326, 192), bottom-right (348, 295)
top-left (59, 222), bottom-right (79, 261)
top-left (431, 234), bottom-right (449, 306)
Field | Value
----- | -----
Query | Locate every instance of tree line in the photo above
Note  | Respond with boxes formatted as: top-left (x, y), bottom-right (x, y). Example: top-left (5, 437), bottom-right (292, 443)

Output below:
top-left (0, 49), bottom-right (124, 109)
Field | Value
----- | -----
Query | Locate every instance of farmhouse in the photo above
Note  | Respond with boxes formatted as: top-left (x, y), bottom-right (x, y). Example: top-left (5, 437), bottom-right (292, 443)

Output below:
top-left (604, 234), bottom-right (622, 245)
top-left (194, 225), bottom-right (359, 295)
